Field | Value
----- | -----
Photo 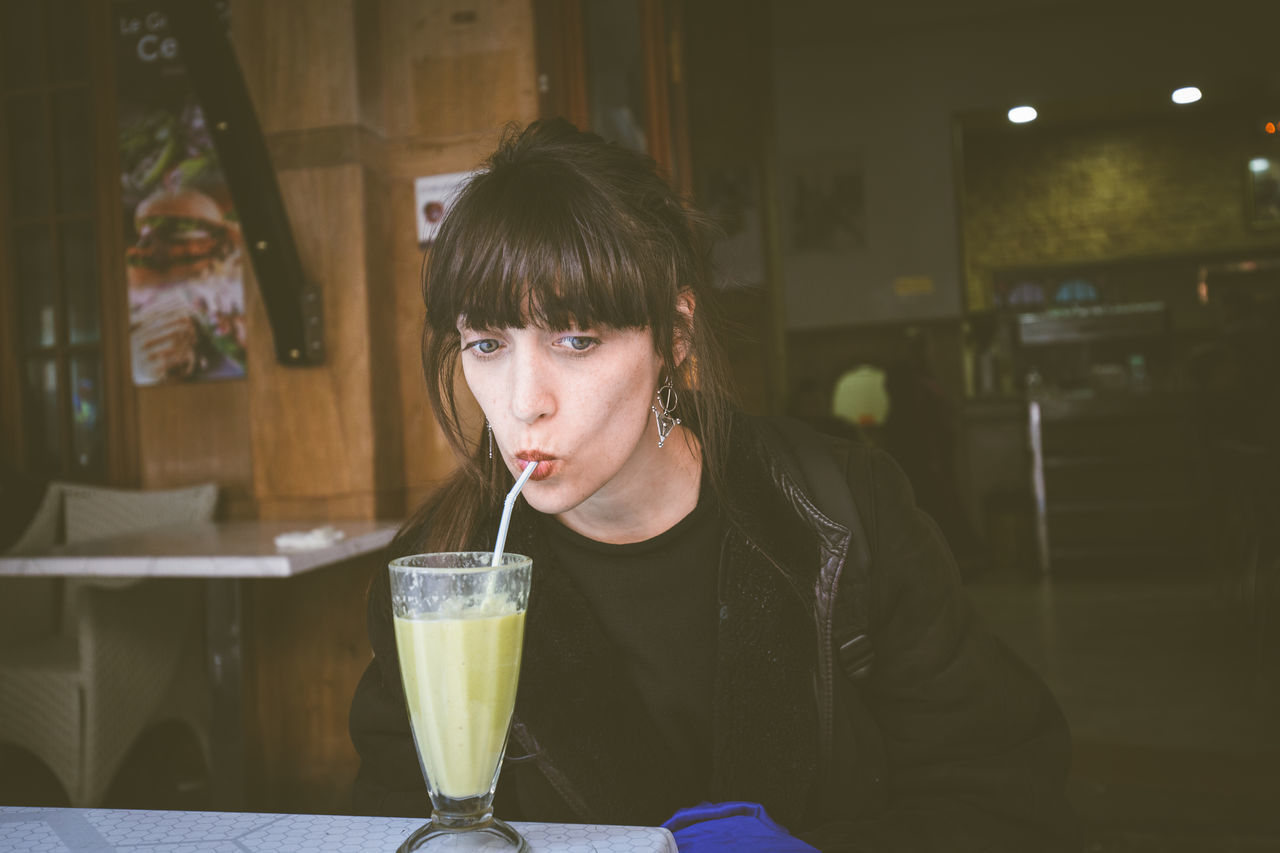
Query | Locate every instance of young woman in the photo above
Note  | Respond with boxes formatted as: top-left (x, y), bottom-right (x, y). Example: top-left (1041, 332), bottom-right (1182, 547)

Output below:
top-left (350, 119), bottom-right (1080, 851)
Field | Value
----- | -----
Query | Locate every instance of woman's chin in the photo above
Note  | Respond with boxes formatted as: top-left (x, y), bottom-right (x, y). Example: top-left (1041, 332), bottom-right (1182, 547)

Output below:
top-left (517, 482), bottom-right (576, 518)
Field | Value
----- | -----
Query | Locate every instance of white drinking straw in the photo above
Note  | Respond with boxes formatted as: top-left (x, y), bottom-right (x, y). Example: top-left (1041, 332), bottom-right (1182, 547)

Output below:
top-left (491, 461), bottom-right (536, 566)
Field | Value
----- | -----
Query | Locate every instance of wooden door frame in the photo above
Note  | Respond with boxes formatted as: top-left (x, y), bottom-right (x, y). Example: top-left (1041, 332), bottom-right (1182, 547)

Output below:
top-left (532, 0), bottom-right (690, 193)
top-left (92, 0), bottom-right (139, 486)
top-left (532, 0), bottom-right (590, 130)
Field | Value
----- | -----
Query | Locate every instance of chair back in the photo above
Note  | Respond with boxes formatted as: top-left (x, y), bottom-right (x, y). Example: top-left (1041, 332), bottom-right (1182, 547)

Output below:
top-left (2, 485), bottom-right (67, 642)
top-left (0, 481), bottom-right (219, 805)
top-left (62, 482), bottom-right (219, 544)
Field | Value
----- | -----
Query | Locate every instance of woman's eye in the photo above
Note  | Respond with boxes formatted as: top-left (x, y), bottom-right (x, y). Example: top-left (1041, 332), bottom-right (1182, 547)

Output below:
top-left (464, 339), bottom-right (501, 355)
top-left (559, 335), bottom-right (598, 352)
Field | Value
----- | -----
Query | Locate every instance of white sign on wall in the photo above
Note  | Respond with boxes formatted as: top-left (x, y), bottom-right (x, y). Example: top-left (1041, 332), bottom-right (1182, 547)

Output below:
top-left (414, 171), bottom-right (473, 247)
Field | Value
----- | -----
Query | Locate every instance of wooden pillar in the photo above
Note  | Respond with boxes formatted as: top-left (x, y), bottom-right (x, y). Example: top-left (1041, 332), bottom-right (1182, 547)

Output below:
top-left (232, 2), bottom-right (383, 522)
top-left (228, 0), bottom-right (538, 813)
top-left (233, 0), bottom-right (537, 522)
top-left (372, 0), bottom-right (540, 511)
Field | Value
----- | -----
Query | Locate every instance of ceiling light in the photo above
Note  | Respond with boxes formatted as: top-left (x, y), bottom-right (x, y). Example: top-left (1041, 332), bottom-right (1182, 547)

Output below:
top-left (1171, 86), bottom-right (1202, 105)
top-left (1250, 158), bottom-right (1271, 174)
top-left (1007, 106), bottom-right (1037, 124)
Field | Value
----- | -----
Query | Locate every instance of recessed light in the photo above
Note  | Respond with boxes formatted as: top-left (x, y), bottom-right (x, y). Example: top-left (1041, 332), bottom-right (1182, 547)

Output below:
top-left (1008, 106), bottom-right (1038, 124)
top-left (1172, 86), bottom-right (1202, 105)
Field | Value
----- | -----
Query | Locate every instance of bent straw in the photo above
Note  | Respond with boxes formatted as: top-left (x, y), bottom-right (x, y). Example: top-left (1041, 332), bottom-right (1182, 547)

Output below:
top-left (491, 461), bottom-right (536, 566)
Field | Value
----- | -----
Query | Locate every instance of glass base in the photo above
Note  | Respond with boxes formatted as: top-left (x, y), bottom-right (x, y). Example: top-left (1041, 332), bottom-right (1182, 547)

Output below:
top-left (397, 816), bottom-right (529, 852)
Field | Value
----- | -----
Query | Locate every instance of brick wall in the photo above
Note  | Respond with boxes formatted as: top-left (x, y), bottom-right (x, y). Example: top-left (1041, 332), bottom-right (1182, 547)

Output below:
top-left (962, 110), bottom-right (1280, 310)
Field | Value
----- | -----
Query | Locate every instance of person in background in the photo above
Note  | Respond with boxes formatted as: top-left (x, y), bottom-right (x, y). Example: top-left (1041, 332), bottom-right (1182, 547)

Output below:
top-left (349, 119), bottom-right (1080, 852)
top-left (882, 328), bottom-right (982, 576)
top-left (788, 374), bottom-right (866, 444)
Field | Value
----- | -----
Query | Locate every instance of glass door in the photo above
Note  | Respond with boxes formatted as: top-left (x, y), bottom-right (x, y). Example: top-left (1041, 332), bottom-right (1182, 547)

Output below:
top-left (2, 0), bottom-right (112, 481)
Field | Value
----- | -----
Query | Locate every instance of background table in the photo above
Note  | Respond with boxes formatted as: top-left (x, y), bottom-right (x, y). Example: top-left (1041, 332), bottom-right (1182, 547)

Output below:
top-left (0, 520), bottom-right (398, 579)
top-left (0, 807), bottom-right (678, 853)
top-left (0, 520), bottom-right (399, 810)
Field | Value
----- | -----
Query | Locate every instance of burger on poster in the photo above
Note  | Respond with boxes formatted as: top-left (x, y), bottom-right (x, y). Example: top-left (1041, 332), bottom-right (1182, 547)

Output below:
top-left (125, 187), bottom-right (241, 288)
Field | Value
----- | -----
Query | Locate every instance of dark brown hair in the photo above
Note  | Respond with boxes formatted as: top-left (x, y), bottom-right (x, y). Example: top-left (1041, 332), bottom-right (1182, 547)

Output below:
top-left (399, 118), bottom-right (735, 553)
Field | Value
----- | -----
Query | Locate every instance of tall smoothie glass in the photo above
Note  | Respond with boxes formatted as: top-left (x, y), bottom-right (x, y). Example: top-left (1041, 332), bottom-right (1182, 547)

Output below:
top-left (390, 552), bottom-right (531, 852)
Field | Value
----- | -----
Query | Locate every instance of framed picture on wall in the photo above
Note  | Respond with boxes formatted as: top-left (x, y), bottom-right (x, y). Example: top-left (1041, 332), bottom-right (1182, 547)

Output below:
top-left (786, 153), bottom-right (867, 253)
top-left (1246, 156), bottom-right (1280, 228)
top-left (702, 164), bottom-right (765, 288)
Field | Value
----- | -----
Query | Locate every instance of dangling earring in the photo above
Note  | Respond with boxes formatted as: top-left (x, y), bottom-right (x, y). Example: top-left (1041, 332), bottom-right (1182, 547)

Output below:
top-left (651, 378), bottom-right (680, 449)
top-left (486, 419), bottom-right (494, 459)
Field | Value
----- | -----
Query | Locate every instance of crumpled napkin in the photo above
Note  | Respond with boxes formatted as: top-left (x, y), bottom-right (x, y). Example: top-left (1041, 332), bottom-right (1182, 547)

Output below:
top-left (662, 801), bottom-right (819, 852)
top-left (274, 525), bottom-right (346, 551)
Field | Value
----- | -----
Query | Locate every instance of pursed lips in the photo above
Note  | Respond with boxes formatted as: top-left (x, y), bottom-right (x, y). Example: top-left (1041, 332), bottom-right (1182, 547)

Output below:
top-left (515, 450), bottom-right (557, 481)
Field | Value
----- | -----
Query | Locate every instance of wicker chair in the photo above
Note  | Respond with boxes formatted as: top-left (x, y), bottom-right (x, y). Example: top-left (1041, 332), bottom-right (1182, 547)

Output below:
top-left (0, 482), bottom-right (217, 806)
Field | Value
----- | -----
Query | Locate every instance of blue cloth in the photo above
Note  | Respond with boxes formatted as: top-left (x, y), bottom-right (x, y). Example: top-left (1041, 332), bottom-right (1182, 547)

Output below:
top-left (662, 801), bottom-right (819, 852)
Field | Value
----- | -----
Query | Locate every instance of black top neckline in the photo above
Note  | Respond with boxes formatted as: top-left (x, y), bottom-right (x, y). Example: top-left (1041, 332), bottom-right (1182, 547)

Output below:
top-left (542, 477), bottom-right (717, 555)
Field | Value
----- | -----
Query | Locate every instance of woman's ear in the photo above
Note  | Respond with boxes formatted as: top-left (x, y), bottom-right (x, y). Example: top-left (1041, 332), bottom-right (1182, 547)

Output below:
top-left (674, 289), bottom-right (696, 367)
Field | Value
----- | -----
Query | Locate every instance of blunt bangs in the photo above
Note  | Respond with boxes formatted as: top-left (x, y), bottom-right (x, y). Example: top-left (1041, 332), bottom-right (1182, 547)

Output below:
top-left (425, 159), bottom-right (671, 336)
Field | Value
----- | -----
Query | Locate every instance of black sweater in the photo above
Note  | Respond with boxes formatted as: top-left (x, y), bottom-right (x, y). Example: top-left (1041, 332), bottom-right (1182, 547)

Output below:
top-left (349, 415), bottom-right (1082, 851)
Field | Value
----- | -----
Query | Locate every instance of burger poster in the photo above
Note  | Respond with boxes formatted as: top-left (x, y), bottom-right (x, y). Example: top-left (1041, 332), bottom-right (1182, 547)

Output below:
top-left (116, 2), bottom-right (247, 385)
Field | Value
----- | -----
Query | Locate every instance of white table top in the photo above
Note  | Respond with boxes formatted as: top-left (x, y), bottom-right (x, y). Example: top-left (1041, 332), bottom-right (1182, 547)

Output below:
top-left (0, 520), bottom-right (399, 579)
top-left (0, 807), bottom-right (678, 853)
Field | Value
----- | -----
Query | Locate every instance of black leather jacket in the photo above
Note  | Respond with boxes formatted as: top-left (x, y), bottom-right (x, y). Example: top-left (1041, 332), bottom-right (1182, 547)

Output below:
top-left (349, 416), bottom-right (1081, 852)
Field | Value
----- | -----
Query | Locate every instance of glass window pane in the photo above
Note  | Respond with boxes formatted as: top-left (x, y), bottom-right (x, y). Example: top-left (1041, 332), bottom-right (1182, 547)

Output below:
top-left (63, 221), bottom-right (99, 345)
top-left (24, 357), bottom-right (62, 474)
top-left (70, 355), bottom-right (104, 477)
top-left (54, 88), bottom-right (94, 215)
top-left (6, 93), bottom-right (54, 219)
top-left (0, 2), bottom-right (45, 89)
top-left (15, 225), bottom-right (57, 348)
top-left (47, 0), bottom-right (89, 83)
top-left (583, 0), bottom-right (648, 153)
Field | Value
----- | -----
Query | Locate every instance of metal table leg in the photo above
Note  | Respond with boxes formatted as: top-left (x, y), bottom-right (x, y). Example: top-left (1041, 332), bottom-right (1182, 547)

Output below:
top-left (1028, 399), bottom-right (1050, 575)
top-left (205, 578), bottom-right (244, 810)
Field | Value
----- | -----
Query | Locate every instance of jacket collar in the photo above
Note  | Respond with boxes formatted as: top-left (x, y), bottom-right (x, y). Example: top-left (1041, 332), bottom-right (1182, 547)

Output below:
top-left (710, 414), bottom-right (827, 828)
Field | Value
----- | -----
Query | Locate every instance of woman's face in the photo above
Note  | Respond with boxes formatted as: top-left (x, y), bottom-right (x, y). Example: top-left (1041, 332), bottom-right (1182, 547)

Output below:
top-left (458, 319), bottom-right (667, 521)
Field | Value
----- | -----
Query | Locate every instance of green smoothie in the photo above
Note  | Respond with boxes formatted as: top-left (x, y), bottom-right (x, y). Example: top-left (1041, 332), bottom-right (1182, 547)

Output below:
top-left (394, 607), bottom-right (526, 799)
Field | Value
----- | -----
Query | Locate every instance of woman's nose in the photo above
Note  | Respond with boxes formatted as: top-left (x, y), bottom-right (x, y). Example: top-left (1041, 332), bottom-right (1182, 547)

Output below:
top-left (509, 352), bottom-right (554, 424)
